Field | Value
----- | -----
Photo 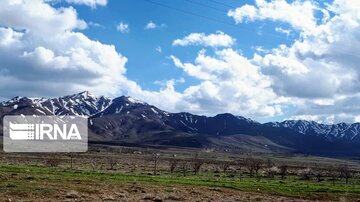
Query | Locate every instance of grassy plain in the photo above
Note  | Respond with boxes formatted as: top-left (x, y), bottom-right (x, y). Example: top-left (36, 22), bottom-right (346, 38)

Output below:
top-left (0, 147), bottom-right (359, 201)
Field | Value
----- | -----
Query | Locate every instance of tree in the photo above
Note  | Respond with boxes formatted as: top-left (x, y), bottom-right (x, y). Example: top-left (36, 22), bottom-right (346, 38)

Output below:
top-left (235, 159), bottom-right (244, 181)
top-left (168, 154), bottom-right (178, 173)
top-left (179, 160), bottom-right (189, 177)
top-left (314, 169), bottom-right (323, 182)
top-left (313, 164), bottom-right (326, 182)
top-left (191, 153), bottom-right (204, 175)
top-left (153, 153), bottom-right (160, 175)
top-left (326, 167), bottom-right (338, 186)
top-left (339, 164), bottom-right (352, 184)
top-left (244, 158), bottom-right (255, 177)
top-left (220, 161), bottom-right (231, 174)
top-left (254, 159), bottom-right (263, 178)
top-left (244, 158), bottom-right (263, 178)
top-left (264, 159), bottom-right (275, 178)
top-left (279, 164), bottom-right (288, 180)
top-left (298, 168), bottom-right (312, 180)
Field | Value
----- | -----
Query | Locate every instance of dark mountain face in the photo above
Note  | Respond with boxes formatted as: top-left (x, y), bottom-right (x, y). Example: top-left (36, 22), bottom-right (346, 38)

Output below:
top-left (165, 113), bottom-right (260, 136)
top-left (265, 120), bottom-right (360, 143)
top-left (1, 92), bottom-right (360, 155)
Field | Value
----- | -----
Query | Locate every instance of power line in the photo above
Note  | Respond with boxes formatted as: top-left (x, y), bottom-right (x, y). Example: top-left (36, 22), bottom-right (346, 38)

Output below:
top-left (207, 0), bottom-right (237, 9)
top-left (141, 0), bottom-right (360, 59)
top-left (142, 0), bottom-right (237, 28)
top-left (142, 0), bottom-right (285, 40)
top-left (185, 0), bottom-right (228, 13)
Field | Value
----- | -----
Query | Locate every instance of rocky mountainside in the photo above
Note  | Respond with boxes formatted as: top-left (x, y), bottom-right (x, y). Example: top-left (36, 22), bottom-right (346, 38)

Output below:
top-left (0, 91), bottom-right (111, 116)
top-left (265, 120), bottom-right (360, 143)
top-left (1, 91), bottom-right (359, 155)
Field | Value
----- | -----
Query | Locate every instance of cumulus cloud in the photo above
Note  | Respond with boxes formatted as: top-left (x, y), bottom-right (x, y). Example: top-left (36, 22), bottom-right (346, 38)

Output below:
top-left (116, 22), bottom-right (129, 33)
top-left (0, 1), bottom-right (87, 35)
top-left (0, 0), bottom-right (184, 115)
top-left (289, 94), bottom-right (360, 124)
top-left (170, 49), bottom-right (285, 117)
top-left (65, 0), bottom-right (107, 8)
top-left (145, 21), bottom-right (157, 29)
top-left (0, 0), bottom-right (265, 118)
top-left (227, 0), bottom-right (360, 123)
top-left (172, 31), bottom-right (235, 48)
top-left (228, 0), bottom-right (319, 34)
top-left (0, 0), bottom-right (133, 98)
top-left (2, 0), bottom-right (360, 123)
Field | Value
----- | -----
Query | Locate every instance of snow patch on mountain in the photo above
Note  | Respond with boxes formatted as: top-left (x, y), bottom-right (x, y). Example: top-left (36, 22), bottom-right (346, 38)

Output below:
top-left (266, 120), bottom-right (360, 142)
top-left (2, 91), bottom-right (360, 143)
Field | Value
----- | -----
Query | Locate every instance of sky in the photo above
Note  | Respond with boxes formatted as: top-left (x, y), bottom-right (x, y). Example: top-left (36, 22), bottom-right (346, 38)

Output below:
top-left (0, 0), bottom-right (360, 124)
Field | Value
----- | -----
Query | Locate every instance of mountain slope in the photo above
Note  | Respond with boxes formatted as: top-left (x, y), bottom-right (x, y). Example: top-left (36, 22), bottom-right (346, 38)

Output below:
top-left (1, 92), bottom-right (360, 155)
top-left (266, 120), bottom-right (360, 143)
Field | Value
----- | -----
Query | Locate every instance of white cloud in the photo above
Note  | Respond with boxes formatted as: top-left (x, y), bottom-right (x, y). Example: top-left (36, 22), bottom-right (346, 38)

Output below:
top-left (228, 0), bottom-right (319, 34)
top-left (0, 1), bottom-right (281, 119)
top-left (252, 46), bottom-right (269, 54)
top-left (88, 21), bottom-right (103, 28)
top-left (229, 0), bottom-right (360, 123)
top-left (275, 27), bottom-right (291, 36)
top-left (2, 0), bottom-right (360, 123)
top-left (170, 49), bottom-right (284, 117)
top-left (0, 0), bottom-right (187, 115)
top-left (145, 21), bottom-right (157, 29)
top-left (0, 0), bottom-right (87, 35)
top-left (154, 78), bottom-right (185, 87)
top-left (289, 94), bottom-right (360, 124)
top-left (155, 46), bottom-right (162, 53)
top-left (144, 21), bottom-right (164, 30)
top-left (116, 22), bottom-right (129, 33)
top-left (288, 115), bottom-right (334, 124)
top-left (173, 31), bottom-right (236, 48)
top-left (250, 0), bottom-right (360, 98)
top-left (0, 0), bottom-right (134, 98)
top-left (0, 0), bottom-right (255, 118)
top-left (65, 0), bottom-right (107, 8)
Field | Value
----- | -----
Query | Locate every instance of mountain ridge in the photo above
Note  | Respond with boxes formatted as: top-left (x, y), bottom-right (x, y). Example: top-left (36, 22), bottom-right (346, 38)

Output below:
top-left (1, 91), bottom-right (359, 155)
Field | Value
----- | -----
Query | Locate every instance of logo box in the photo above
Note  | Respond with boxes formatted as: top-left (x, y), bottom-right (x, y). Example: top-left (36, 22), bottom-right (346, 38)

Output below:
top-left (3, 116), bottom-right (88, 153)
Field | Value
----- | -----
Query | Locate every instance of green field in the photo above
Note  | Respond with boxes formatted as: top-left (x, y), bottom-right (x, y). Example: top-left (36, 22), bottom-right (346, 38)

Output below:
top-left (1, 163), bottom-right (359, 201)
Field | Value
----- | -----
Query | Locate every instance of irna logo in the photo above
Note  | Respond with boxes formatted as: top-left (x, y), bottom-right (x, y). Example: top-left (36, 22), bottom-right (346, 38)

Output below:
top-left (9, 122), bottom-right (81, 140)
top-left (3, 116), bottom-right (88, 153)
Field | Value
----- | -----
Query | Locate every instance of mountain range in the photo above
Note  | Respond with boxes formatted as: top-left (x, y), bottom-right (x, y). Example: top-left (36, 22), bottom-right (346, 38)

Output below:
top-left (1, 91), bottom-right (359, 156)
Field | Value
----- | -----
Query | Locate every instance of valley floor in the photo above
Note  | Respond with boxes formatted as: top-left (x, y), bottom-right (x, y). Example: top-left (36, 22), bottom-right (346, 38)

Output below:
top-left (1, 164), bottom-right (359, 202)
top-left (0, 147), bottom-right (360, 201)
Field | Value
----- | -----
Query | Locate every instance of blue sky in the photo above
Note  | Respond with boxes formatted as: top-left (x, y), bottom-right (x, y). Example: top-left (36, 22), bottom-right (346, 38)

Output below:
top-left (62, 0), bottom-right (299, 123)
top-left (72, 0), bottom-right (295, 92)
top-left (0, 0), bottom-right (359, 123)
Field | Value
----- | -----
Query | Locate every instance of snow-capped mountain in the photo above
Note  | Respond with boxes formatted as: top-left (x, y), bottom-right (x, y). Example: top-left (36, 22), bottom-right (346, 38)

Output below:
top-left (1, 91), bottom-right (360, 155)
top-left (265, 120), bottom-right (360, 142)
top-left (89, 97), bottom-right (260, 137)
top-left (0, 91), bottom-right (111, 116)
